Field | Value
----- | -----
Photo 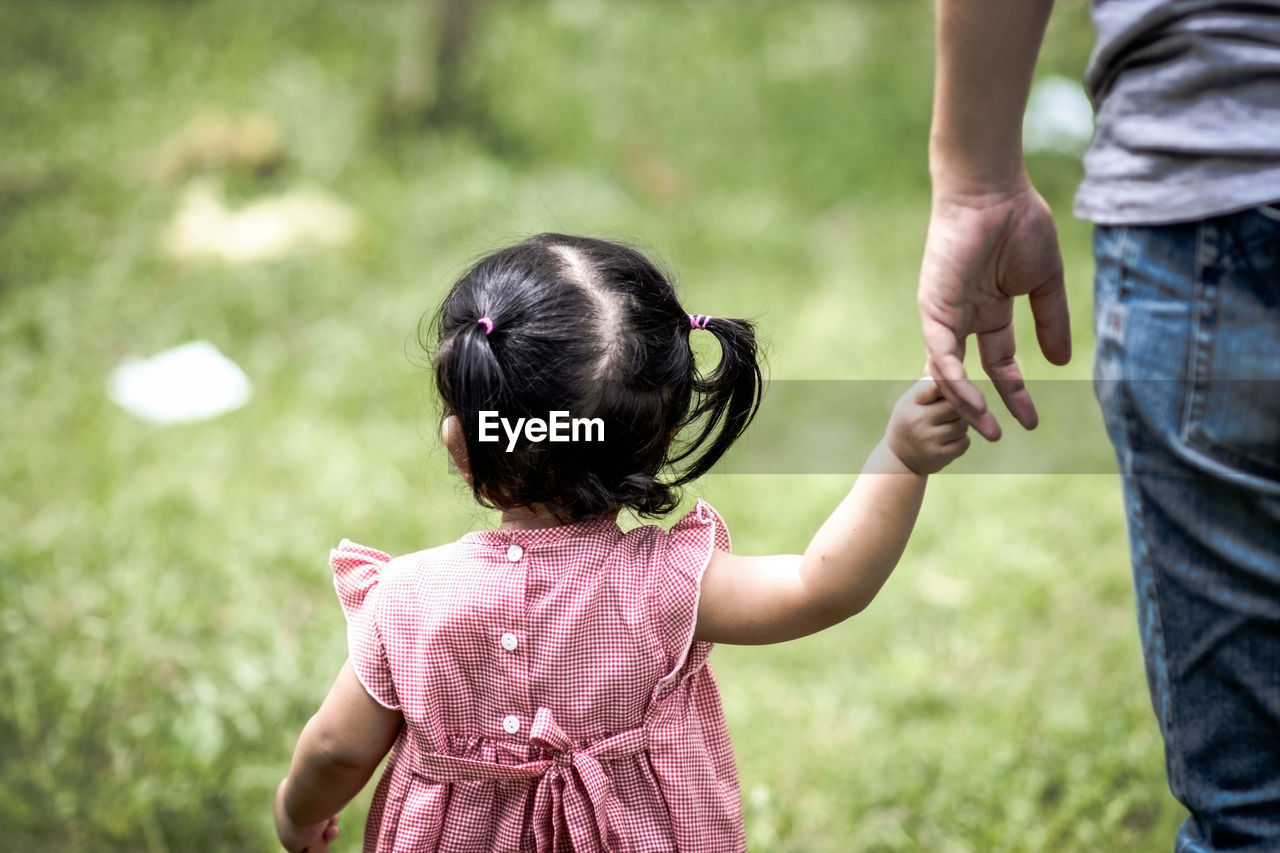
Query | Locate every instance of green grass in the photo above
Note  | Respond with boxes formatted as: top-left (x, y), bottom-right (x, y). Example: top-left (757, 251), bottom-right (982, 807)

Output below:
top-left (0, 1), bottom-right (1183, 850)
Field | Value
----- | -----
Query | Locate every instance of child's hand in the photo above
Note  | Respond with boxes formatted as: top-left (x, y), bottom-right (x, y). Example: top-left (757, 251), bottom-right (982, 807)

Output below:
top-left (275, 780), bottom-right (341, 853)
top-left (886, 377), bottom-right (970, 474)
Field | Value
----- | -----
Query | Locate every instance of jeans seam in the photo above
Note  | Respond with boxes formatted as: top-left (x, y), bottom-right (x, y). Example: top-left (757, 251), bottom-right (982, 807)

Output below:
top-left (1120, 421), bottom-right (1186, 815)
top-left (1114, 226), bottom-right (1138, 303)
top-left (1181, 222), bottom-right (1218, 447)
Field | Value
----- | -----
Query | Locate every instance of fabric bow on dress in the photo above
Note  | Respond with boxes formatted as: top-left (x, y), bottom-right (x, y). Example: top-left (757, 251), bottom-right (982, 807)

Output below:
top-left (416, 707), bottom-right (649, 853)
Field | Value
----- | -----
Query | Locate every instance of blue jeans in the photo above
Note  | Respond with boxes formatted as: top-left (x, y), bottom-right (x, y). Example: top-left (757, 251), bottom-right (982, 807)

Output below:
top-left (1093, 207), bottom-right (1280, 852)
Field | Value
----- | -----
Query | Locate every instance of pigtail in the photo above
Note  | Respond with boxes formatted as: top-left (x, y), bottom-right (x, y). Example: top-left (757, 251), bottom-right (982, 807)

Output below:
top-left (433, 305), bottom-right (513, 510)
top-left (435, 315), bottom-right (505, 412)
top-left (669, 316), bottom-right (763, 484)
top-left (455, 319), bottom-right (507, 403)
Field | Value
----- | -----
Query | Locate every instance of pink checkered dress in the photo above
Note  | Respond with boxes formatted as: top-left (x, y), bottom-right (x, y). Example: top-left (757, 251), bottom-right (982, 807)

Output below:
top-left (330, 500), bottom-right (745, 853)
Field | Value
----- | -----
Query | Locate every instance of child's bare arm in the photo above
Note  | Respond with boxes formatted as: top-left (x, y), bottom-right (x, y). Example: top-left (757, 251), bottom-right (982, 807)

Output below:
top-left (275, 660), bottom-right (404, 852)
top-left (694, 378), bottom-right (968, 645)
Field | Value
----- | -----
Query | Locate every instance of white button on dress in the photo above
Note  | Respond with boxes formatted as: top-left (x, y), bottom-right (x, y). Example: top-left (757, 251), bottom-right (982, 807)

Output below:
top-left (507, 544), bottom-right (523, 562)
top-left (500, 632), bottom-right (518, 652)
top-left (502, 715), bottom-right (520, 734)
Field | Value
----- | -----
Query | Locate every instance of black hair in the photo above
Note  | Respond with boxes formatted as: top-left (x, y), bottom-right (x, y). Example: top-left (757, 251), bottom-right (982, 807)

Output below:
top-left (430, 233), bottom-right (763, 522)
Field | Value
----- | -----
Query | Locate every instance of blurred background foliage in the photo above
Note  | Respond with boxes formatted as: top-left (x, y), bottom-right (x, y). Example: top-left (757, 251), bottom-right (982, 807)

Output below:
top-left (0, 1), bottom-right (1182, 850)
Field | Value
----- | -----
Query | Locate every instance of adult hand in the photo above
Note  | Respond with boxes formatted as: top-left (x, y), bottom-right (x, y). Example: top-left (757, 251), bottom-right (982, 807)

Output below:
top-left (918, 179), bottom-right (1071, 441)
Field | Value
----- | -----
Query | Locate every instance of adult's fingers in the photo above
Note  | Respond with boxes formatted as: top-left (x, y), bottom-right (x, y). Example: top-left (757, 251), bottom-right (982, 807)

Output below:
top-left (1029, 272), bottom-right (1072, 367)
top-left (918, 362), bottom-right (964, 423)
top-left (976, 323), bottom-right (1038, 432)
top-left (923, 322), bottom-right (1002, 441)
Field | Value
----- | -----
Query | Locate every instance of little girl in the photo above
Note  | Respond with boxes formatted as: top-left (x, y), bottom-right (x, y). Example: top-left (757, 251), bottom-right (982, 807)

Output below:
top-left (274, 233), bottom-right (969, 853)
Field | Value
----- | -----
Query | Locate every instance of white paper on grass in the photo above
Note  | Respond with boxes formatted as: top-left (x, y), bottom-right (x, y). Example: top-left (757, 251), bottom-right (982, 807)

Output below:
top-left (1024, 75), bottom-right (1094, 155)
top-left (108, 340), bottom-right (252, 424)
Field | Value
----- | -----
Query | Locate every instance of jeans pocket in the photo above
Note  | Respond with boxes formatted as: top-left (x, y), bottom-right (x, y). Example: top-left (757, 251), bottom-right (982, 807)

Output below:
top-left (1179, 214), bottom-right (1280, 484)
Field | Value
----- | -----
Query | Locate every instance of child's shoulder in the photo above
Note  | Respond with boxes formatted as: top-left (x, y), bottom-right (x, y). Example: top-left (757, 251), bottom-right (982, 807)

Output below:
top-left (614, 500), bottom-right (725, 536)
top-left (650, 499), bottom-right (729, 554)
top-left (614, 499), bottom-right (731, 567)
top-left (330, 538), bottom-right (465, 590)
top-left (383, 539), bottom-right (478, 582)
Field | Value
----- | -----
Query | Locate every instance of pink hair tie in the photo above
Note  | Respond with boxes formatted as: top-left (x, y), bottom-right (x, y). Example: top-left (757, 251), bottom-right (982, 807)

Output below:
top-left (688, 314), bottom-right (712, 330)
top-left (477, 317), bottom-right (494, 335)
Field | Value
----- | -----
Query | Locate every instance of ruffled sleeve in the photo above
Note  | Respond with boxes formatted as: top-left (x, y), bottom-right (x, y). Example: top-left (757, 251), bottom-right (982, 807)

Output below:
top-left (655, 500), bottom-right (731, 691)
top-left (330, 539), bottom-right (400, 710)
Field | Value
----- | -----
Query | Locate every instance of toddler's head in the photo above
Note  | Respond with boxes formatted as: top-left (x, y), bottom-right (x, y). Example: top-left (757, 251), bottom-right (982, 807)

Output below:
top-left (432, 233), bottom-right (762, 522)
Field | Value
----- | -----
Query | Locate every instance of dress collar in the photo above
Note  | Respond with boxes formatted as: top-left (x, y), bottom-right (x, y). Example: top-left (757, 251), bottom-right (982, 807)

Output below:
top-left (460, 515), bottom-right (622, 548)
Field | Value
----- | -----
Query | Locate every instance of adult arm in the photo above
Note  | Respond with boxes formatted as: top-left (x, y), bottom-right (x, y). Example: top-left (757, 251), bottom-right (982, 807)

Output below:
top-left (921, 0), bottom-right (1071, 441)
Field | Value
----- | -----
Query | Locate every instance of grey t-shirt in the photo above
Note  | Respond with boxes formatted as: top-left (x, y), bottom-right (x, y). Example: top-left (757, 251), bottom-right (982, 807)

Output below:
top-left (1074, 0), bottom-right (1280, 224)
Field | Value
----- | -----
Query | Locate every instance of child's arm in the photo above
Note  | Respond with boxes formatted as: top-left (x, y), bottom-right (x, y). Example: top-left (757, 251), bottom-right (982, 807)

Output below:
top-left (695, 378), bottom-right (968, 645)
top-left (275, 660), bottom-right (404, 853)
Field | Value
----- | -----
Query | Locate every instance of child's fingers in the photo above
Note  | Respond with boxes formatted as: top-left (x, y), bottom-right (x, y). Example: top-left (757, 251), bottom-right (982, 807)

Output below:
top-left (912, 375), bottom-right (943, 404)
top-left (915, 375), bottom-right (965, 423)
top-left (929, 403), bottom-right (965, 426)
top-left (926, 418), bottom-right (969, 443)
top-left (942, 432), bottom-right (971, 457)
